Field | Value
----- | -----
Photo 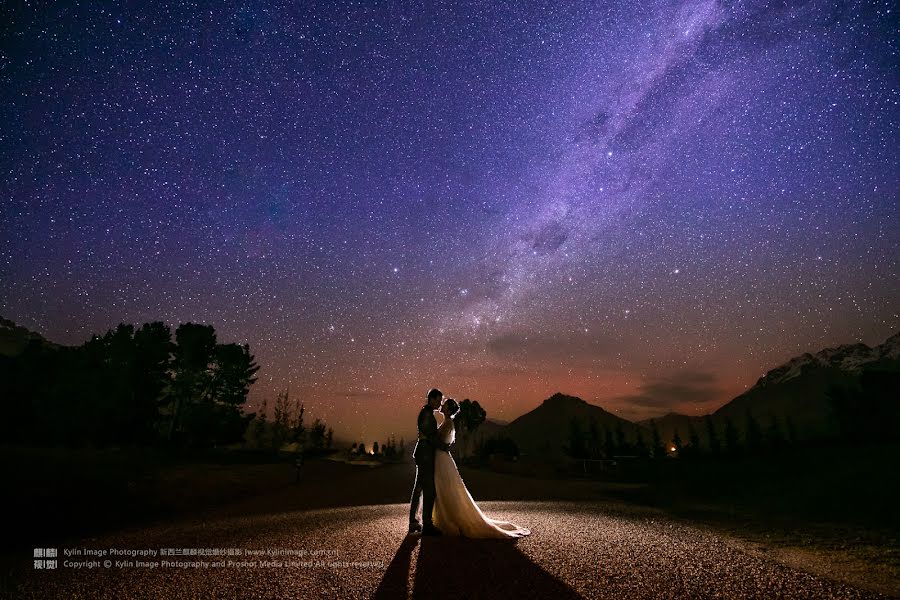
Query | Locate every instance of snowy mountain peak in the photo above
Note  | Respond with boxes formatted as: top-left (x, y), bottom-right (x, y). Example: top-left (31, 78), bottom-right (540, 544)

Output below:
top-left (879, 331), bottom-right (900, 360)
top-left (756, 331), bottom-right (899, 387)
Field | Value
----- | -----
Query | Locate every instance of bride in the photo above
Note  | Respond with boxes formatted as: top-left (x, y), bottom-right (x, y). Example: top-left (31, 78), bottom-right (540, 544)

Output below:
top-left (432, 398), bottom-right (531, 539)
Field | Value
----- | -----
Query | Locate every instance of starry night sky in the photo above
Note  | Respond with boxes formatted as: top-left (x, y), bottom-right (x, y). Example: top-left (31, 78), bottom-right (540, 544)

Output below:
top-left (1, 1), bottom-right (897, 443)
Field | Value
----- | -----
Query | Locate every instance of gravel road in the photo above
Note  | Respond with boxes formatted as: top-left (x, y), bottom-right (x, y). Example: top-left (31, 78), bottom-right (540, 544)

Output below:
top-left (6, 500), bottom-right (889, 599)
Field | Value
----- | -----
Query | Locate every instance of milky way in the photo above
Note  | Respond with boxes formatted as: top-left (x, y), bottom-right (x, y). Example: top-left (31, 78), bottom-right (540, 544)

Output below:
top-left (1, 1), bottom-right (897, 443)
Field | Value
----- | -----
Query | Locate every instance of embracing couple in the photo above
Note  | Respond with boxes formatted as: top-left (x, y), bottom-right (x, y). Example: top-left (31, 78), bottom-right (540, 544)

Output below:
top-left (408, 388), bottom-right (531, 539)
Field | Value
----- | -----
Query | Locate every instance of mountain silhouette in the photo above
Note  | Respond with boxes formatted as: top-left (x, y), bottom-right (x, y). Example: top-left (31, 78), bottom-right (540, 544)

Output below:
top-left (638, 412), bottom-right (696, 439)
top-left (502, 392), bottom-right (643, 458)
top-left (0, 316), bottom-right (63, 356)
top-left (644, 331), bottom-right (900, 445)
top-left (481, 332), bottom-right (900, 453)
top-left (711, 331), bottom-right (899, 436)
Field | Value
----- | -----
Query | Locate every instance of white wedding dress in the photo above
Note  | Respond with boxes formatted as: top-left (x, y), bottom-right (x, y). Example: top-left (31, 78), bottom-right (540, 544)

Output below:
top-left (432, 413), bottom-right (531, 538)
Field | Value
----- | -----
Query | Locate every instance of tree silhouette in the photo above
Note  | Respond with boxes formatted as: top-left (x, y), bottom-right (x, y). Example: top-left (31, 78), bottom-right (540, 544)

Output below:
top-left (723, 417), bottom-right (740, 458)
top-left (167, 323), bottom-right (259, 447)
top-left (478, 436), bottom-right (519, 460)
top-left (291, 400), bottom-right (306, 445)
top-left (704, 415), bottom-right (721, 457)
top-left (81, 322), bottom-right (174, 445)
top-left (765, 413), bottom-right (784, 452)
top-left (587, 419), bottom-right (602, 459)
top-left (826, 370), bottom-right (900, 444)
top-left (244, 398), bottom-right (268, 450)
top-left (649, 420), bottom-right (666, 459)
top-left (270, 390), bottom-right (293, 452)
top-left (308, 418), bottom-right (327, 451)
top-left (456, 399), bottom-right (487, 458)
top-left (131, 322), bottom-right (176, 443)
top-left (167, 323), bottom-right (217, 443)
top-left (785, 415), bottom-right (797, 446)
top-left (634, 430), bottom-right (648, 458)
top-left (0, 318), bottom-right (262, 449)
top-left (614, 422), bottom-right (626, 452)
top-left (565, 418), bottom-right (588, 459)
top-left (686, 422), bottom-right (701, 459)
top-left (744, 409), bottom-right (763, 456)
top-left (602, 426), bottom-right (616, 458)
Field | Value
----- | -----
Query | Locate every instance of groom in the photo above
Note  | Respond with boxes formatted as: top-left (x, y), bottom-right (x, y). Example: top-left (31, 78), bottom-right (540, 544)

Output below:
top-left (408, 388), bottom-right (452, 536)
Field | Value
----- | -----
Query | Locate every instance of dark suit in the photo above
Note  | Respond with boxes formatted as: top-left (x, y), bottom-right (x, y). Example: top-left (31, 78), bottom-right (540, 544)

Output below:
top-left (409, 404), bottom-right (451, 527)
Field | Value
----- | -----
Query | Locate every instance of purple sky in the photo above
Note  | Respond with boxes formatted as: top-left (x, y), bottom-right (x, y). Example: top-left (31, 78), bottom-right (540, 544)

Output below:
top-left (2, 0), bottom-right (897, 443)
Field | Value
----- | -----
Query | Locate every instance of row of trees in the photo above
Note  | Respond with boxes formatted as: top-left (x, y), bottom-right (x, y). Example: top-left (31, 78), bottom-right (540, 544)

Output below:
top-left (825, 370), bottom-right (898, 444)
top-left (565, 370), bottom-right (897, 463)
top-left (474, 435), bottom-right (519, 460)
top-left (566, 411), bottom-right (800, 462)
top-left (453, 399), bottom-right (488, 458)
top-left (350, 436), bottom-right (405, 458)
top-left (243, 389), bottom-right (335, 455)
top-left (668, 412), bottom-right (796, 460)
top-left (0, 322), bottom-right (260, 448)
top-left (1, 321), bottom-right (338, 453)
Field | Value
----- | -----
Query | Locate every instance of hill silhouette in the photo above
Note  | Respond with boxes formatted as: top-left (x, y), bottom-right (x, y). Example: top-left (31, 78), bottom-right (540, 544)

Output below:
top-left (474, 331), bottom-right (900, 456)
top-left (0, 316), bottom-right (63, 356)
top-left (502, 392), bottom-right (644, 458)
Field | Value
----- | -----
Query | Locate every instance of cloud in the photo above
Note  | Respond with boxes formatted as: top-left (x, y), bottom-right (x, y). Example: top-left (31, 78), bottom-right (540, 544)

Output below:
top-left (615, 370), bottom-right (720, 409)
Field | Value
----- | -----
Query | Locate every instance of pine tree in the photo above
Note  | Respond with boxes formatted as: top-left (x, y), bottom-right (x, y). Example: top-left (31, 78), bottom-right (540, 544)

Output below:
top-left (687, 422), bottom-right (701, 459)
top-left (765, 413), bottom-right (784, 452)
top-left (603, 426), bottom-right (616, 458)
top-left (271, 390), bottom-right (293, 452)
top-left (704, 415), bottom-right (720, 456)
top-left (724, 417), bottom-right (740, 458)
top-left (650, 420), bottom-right (666, 459)
top-left (291, 400), bottom-right (306, 445)
top-left (785, 416), bottom-right (797, 447)
top-left (744, 409), bottom-right (763, 455)
top-left (635, 430), bottom-right (648, 458)
top-left (244, 398), bottom-right (270, 450)
top-left (566, 418), bottom-right (588, 459)
top-left (588, 418), bottom-right (601, 459)
top-left (615, 423), bottom-right (626, 452)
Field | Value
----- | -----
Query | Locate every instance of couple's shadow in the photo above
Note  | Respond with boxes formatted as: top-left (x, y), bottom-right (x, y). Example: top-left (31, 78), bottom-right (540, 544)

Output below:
top-left (372, 534), bottom-right (584, 599)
